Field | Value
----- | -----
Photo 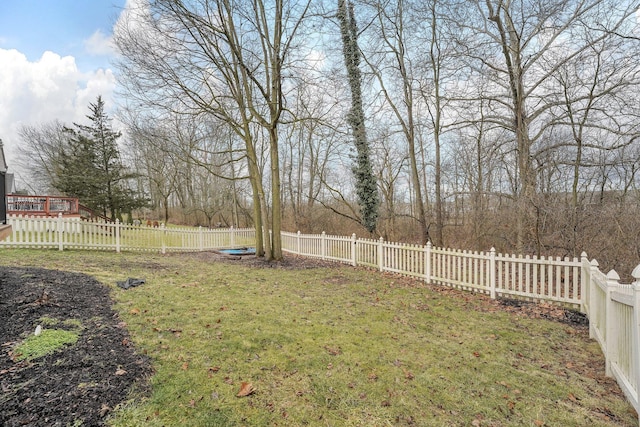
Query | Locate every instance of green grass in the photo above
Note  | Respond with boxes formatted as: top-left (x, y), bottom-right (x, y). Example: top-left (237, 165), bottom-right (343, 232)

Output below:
top-left (13, 328), bottom-right (80, 361)
top-left (0, 248), bottom-right (636, 426)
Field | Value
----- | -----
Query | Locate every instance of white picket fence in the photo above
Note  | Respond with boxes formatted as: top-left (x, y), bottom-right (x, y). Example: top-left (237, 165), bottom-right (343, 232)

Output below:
top-left (1, 215), bottom-right (638, 421)
top-left (281, 231), bottom-right (583, 304)
top-left (0, 214), bottom-right (256, 253)
top-left (581, 260), bottom-right (640, 419)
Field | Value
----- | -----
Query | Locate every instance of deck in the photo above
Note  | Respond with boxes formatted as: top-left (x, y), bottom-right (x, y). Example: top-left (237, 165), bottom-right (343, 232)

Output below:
top-left (6, 194), bottom-right (110, 221)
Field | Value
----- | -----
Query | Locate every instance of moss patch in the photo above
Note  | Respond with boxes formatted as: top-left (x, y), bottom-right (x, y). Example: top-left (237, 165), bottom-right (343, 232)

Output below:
top-left (14, 329), bottom-right (80, 361)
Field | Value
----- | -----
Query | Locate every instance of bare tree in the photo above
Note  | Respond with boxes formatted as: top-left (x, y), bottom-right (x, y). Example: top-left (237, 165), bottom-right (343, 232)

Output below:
top-left (114, 0), bottom-right (311, 260)
top-left (360, 0), bottom-right (429, 243)
top-left (17, 121), bottom-right (68, 194)
top-left (454, 0), bottom-right (640, 252)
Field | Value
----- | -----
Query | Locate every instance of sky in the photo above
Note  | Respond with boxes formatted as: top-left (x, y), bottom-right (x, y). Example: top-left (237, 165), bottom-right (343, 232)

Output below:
top-left (0, 0), bottom-right (129, 188)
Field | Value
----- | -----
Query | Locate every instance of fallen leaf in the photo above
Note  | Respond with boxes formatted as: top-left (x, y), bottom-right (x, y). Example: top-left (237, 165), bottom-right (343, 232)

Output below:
top-left (115, 368), bottom-right (127, 376)
top-left (534, 420), bottom-right (545, 426)
top-left (237, 381), bottom-right (255, 397)
top-left (182, 362), bottom-right (189, 370)
top-left (130, 308), bottom-right (140, 315)
top-left (324, 345), bottom-right (342, 356)
top-left (568, 393), bottom-right (578, 402)
top-left (181, 282), bottom-right (200, 288)
top-left (404, 369), bottom-right (414, 380)
top-left (99, 403), bottom-right (111, 417)
top-left (368, 372), bottom-right (378, 381)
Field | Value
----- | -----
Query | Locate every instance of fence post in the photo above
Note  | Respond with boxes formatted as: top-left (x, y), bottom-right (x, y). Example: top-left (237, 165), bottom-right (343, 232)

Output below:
top-left (230, 226), bottom-right (236, 247)
top-left (161, 223), bottom-right (166, 255)
top-left (580, 252), bottom-right (589, 314)
top-left (297, 230), bottom-right (301, 255)
top-left (589, 259), bottom-right (600, 340)
top-left (351, 233), bottom-right (357, 267)
top-left (321, 231), bottom-right (326, 260)
top-left (605, 269), bottom-right (620, 377)
top-left (425, 242), bottom-right (431, 283)
top-left (57, 213), bottom-right (63, 251)
top-left (378, 236), bottom-right (384, 272)
top-left (631, 264), bottom-right (640, 411)
top-left (489, 247), bottom-right (496, 299)
top-left (115, 219), bottom-right (121, 253)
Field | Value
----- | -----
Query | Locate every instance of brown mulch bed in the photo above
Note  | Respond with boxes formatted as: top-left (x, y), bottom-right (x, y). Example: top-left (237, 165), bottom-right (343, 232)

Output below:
top-left (0, 253), bottom-right (600, 426)
top-left (0, 267), bottom-right (152, 427)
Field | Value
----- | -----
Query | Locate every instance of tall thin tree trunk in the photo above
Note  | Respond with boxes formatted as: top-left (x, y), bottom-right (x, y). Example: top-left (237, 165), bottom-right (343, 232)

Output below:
top-left (337, 0), bottom-right (379, 234)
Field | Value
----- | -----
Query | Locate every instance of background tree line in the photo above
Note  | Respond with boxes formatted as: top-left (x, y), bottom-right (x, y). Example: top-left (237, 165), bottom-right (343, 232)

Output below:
top-left (18, 0), bottom-right (640, 268)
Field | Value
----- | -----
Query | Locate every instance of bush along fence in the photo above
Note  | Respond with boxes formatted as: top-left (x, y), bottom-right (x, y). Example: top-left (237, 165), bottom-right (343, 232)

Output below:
top-left (1, 215), bottom-right (639, 422)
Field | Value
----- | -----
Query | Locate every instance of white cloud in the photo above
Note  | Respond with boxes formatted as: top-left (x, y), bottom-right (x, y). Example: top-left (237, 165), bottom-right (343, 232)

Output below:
top-left (84, 29), bottom-right (115, 56)
top-left (0, 48), bottom-right (116, 186)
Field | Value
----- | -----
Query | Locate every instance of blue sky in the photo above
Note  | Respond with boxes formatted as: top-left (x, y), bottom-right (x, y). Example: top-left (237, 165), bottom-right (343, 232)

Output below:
top-left (0, 0), bottom-right (129, 189)
top-left (0, 0), bottom-right (125, 71)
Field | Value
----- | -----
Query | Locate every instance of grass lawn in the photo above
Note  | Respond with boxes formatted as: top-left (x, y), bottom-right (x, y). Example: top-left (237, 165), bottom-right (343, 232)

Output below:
top-left (0, 249), bottom-right (636, 426)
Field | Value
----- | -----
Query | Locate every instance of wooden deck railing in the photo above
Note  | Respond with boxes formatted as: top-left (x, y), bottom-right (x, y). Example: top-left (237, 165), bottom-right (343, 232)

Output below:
top-left (7, 194), bottom-right (78, 216)
top-left (7, 194), bottom-right (111, 222)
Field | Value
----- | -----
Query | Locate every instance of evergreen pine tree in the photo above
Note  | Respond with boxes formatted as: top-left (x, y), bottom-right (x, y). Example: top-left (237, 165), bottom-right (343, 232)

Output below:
top-left (56, 96), bottom-right (146, 220)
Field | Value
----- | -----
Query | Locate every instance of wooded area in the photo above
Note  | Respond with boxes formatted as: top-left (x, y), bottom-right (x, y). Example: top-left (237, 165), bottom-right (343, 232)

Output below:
top-left (17, 0), bottom-right (640, 266)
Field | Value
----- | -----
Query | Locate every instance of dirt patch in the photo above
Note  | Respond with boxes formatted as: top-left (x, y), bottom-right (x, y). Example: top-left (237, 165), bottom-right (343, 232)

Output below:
top-left (0, 267), bottom-right (152, 427)
top-left (182, 251), bottom-right (345, 269)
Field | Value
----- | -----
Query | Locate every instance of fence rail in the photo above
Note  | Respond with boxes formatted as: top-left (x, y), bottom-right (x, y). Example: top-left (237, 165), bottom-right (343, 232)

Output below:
top-left (1, 216), bottom-right (638, 423)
